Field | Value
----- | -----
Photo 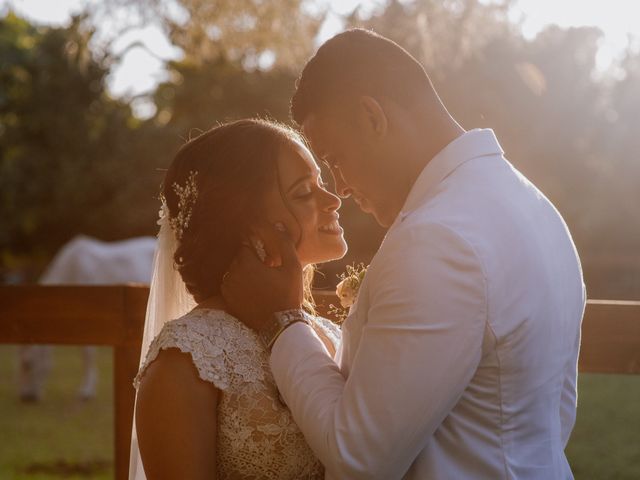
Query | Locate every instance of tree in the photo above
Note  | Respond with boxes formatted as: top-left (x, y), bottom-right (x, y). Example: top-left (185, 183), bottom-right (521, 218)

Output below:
top-left (349, 0), bottom-right (515, 78)
top-left (346, 0), bottom-right (640, 298)
top-left (100, 0), bottom-right (324, 68)
top-left (0, 13), bottom-right (166, 272)
top-left (152, 55), bottom-right (298, 135)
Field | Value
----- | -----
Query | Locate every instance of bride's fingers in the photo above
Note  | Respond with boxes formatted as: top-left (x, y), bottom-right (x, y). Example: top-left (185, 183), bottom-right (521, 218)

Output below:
top-left (273, 227), bottom-right (300, 272)
top-left (228, 244), bottom-right (261, 275)
top-left (237, 242), bottom-right (264, 267)
top-left (223, 246), bottom-right (261, 300)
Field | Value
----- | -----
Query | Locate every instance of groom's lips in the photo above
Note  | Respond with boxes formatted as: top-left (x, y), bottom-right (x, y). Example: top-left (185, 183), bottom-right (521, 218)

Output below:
top-left (354, 196), bottom-right (369, 210)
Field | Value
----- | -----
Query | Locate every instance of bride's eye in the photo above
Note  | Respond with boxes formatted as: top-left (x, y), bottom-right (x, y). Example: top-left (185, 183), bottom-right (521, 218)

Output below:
top-left (293, 185), bottom-right (313, 199)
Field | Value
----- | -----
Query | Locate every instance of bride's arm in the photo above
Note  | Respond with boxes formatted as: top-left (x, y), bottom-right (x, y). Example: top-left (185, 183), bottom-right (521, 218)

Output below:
top-left (135, 348), bottom-right (220, 480)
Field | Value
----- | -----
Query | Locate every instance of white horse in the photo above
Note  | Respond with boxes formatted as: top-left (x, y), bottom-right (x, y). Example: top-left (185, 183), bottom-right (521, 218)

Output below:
top-left (19, 235), bottom-right (156, 401)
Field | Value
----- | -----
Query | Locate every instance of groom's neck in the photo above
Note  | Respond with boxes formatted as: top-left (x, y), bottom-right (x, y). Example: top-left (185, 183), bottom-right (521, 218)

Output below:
top-left (399, 111), bottom-right (465, 199)
top-left (372, 101), bottom-right (465, 226)
top-left (416, 108), bottom-right (465, 165)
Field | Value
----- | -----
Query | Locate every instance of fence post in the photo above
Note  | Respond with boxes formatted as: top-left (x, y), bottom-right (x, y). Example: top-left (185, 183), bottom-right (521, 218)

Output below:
top-left (114, 345), bottom-right (141, 480)
top-left (113, 286), bottom-right (146, 480)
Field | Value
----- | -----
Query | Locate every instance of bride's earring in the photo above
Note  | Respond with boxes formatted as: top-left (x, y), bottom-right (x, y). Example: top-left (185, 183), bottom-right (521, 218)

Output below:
top-left (252, 238), bottom-right (267, 263)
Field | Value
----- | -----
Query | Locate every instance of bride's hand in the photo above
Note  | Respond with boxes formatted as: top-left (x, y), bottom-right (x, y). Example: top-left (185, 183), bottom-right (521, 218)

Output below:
top-left (221, 224), bottom-right (303, 332)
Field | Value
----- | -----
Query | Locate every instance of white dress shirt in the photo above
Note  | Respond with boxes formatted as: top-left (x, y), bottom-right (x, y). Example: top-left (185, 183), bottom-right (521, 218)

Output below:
top-left (270, 129), bottom-right (586, 479)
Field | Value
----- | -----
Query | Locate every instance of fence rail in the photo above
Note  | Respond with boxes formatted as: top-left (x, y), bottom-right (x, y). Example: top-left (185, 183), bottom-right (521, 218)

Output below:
top-left (1, 285), bottom-right (639, 479)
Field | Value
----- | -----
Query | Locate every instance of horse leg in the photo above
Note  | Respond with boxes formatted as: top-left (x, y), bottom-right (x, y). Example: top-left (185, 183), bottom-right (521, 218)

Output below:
top-left (18, 345), bottom-right (52, 402)
top-left (78, 346), bottom-right (98, 400)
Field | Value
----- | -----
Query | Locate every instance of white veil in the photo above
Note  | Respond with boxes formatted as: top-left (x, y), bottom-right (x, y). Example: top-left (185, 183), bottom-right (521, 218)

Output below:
top-left (129, 200), bottom-right (197, 480)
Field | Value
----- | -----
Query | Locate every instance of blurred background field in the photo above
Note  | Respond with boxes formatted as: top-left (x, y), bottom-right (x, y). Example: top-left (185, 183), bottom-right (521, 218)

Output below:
top-left (0, 347), bottom-right (114, 480)
top-left (0, 345), bottom-right (639, 479)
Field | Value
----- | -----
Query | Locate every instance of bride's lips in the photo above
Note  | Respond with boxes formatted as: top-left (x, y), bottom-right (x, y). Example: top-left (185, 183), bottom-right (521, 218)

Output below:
top-left (318, 218), bottom-right (343, 235)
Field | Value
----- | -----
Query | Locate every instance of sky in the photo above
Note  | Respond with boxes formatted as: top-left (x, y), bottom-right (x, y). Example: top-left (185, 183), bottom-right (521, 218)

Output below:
top-left (3, 0), bottom-right (639, 116)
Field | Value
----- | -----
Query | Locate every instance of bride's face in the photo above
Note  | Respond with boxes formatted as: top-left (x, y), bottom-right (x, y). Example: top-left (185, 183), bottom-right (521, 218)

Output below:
top-left (261, 139), bottom-right (348, 266)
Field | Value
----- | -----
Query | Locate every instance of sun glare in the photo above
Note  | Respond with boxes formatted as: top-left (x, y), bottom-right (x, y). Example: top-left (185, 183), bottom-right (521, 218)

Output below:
top-left (3, 0), bottom-right (638, 110)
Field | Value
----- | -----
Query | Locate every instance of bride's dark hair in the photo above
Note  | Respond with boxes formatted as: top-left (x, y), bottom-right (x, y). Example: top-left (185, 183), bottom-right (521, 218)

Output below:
top-left (162, 118), bottom-right (315, 310)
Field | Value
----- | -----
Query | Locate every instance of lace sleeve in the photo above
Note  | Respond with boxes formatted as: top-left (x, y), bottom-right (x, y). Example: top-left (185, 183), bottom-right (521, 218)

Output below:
top-left (311, 315), bottom-right (342, 351)
top-left (133, 311), bottom-right (264, 391)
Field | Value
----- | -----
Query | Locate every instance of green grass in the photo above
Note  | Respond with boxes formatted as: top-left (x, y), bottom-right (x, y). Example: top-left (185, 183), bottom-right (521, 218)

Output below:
top-left (566, 374), bottom-right (640, 479)
top-left (0, 346), bottom-right (113, 480)
top-left (0, 346), bottom-right (639, 479)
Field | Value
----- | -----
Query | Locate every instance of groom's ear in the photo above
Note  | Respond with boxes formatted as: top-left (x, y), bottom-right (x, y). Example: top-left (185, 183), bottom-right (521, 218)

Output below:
top-left (358, 96), bottom-right (388, 139)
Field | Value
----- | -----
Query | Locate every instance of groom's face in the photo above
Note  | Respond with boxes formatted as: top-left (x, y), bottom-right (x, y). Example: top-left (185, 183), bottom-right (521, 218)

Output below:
top-left (302, 110), bottom-right (390, 226)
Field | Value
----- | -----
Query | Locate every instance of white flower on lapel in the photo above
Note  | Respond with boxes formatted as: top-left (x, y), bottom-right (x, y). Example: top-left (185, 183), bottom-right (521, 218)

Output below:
top-left (330, 263), bottom-right (368, 322)
top-left (336, 277), bottom-right (358, 308)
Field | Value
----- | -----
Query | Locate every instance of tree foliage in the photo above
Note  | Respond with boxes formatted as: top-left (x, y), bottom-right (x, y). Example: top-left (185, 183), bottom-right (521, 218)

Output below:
top-left (101, 0), bottom-right (324, 68)
top-left (350, 0), bottom-right (640, 298)
top-left (0, 13), bottom-right (166, 266)
top-left (152, 56), bottom-right (297, 134)
top-left (1, 1), bottom-right (639, 297)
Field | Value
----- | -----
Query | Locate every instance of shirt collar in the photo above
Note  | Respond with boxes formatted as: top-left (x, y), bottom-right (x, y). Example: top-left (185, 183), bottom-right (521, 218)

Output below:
top-left (397, 128), bottom-right (504, 222)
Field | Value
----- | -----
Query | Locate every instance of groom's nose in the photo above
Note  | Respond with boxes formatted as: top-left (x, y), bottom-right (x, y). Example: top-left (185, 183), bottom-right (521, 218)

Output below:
top-left (333, 171), bottom-right (352, 198)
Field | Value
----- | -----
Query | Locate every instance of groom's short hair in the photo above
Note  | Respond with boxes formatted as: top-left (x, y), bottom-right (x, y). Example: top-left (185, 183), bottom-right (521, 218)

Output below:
top-left (291, 28), bottom-right (437, 126)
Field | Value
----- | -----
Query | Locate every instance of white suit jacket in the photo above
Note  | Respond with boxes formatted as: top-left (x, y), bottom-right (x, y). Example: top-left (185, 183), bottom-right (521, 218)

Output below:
top-left (271, 129), bottom-right (586, 479)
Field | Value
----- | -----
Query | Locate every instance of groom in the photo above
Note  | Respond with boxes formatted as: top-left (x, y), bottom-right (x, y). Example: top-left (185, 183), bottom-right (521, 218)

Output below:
top-left (223, 29), bottom-right (585, 479)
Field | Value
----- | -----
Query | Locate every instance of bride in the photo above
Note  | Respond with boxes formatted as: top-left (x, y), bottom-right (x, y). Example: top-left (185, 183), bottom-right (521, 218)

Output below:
top-left (129, 118), bottom-right (347, 479)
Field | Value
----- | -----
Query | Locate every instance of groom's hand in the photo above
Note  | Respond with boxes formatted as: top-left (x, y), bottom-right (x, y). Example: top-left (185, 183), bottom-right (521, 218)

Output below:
top-left (221, 225), bottom-right (303, 332)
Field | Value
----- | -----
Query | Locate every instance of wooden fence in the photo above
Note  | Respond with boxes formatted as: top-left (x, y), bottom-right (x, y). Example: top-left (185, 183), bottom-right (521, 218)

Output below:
top-left (1, 285), bottom-right (639, 480)
top-left (0, 286), bottom-right (147, 480)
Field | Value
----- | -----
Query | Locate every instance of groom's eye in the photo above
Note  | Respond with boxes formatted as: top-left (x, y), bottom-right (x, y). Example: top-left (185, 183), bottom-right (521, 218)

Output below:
top-left (322, 157), bottom-right (339, 171)
top-left (317, 177), bottom-right (330, 190)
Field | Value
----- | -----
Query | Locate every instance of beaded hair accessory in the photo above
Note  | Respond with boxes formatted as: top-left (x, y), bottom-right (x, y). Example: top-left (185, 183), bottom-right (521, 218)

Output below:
top-left (168, 170), bottom-right (199, 240)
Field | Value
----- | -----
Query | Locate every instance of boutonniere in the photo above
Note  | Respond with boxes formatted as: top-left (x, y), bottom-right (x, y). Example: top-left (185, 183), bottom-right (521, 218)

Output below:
top-left (329, 263), bottom-right (368, 322)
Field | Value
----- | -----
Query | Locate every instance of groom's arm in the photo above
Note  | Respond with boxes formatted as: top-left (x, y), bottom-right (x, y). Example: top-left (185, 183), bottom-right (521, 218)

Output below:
top-left (270, 223), bottom-right (487, 479)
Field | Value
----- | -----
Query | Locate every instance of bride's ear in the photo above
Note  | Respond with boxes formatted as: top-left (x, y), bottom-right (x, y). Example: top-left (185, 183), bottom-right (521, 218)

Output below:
top-left (358, 96), bottom-right (388, 138)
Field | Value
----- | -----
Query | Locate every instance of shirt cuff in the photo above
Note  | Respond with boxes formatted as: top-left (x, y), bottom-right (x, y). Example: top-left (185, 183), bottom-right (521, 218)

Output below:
top-left (271, 320), bottom-right (318, 356)
top-left (270, 321), bottom-right (330, 396)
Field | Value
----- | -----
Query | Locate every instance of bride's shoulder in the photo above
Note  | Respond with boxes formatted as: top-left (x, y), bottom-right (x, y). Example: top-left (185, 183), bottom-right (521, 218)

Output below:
top-left (135, 309), bottom-right (264, 391)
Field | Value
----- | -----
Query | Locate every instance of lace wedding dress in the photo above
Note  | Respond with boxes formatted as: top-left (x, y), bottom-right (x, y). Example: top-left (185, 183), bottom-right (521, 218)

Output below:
top-left (134, 307), bottom-right (340, 479)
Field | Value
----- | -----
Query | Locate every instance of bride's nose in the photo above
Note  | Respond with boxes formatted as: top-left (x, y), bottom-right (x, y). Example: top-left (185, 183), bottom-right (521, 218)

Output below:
top-left (320, 188), bottom-right (341, 212)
